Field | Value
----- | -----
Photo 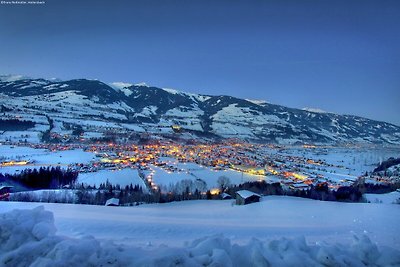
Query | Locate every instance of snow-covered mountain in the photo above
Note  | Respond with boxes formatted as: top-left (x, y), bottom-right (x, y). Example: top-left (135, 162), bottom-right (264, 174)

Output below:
top-left (1, 75), bottom-right (399, 144)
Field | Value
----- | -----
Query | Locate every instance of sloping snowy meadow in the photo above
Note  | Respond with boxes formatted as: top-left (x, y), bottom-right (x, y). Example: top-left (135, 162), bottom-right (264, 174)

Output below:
top-left (1, 196), bottom-right (400, 266)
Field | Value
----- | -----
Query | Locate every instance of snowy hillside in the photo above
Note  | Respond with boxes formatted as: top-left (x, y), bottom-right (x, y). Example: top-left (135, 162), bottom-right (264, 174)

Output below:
top-left (1, 197), bottom-right (400, 266)
top-left (1, 74), bottom-right (400, 144)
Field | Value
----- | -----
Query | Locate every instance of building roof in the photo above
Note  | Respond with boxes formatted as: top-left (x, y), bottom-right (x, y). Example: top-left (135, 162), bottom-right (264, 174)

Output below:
top-left (105, 198), bottom-right (120, 206)
top-left (236, 190), bottom-right (261, 199)
top-left (290, 183), bottom-right (309, 188)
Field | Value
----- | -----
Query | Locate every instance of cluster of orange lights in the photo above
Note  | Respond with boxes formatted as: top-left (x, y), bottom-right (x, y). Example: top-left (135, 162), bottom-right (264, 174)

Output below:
top-left (1, 161), bottom-right (29, 167)
top-left (282, 171), bottom-right (307, 180)
top-left (303, 144), bottom-right (317, 149)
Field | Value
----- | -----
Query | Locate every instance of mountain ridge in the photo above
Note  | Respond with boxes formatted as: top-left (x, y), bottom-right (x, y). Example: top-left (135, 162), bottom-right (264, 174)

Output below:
top-left (0, 74), bottom-right (399, 145)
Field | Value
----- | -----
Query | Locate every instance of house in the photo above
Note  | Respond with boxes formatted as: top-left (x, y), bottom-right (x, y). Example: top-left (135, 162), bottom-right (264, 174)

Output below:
top-left (0, 185), bottom-right (13, 200)
top-left (105, 198), bottom-right (120, 206)
top-left (289, 183), bottom-right (309, 191)
top-left (235, 190), bottom-right (261, 205)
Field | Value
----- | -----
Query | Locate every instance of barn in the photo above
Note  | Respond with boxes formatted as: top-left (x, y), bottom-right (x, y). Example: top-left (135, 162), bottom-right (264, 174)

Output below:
top-left (235, 190), bottom-right (261, 205)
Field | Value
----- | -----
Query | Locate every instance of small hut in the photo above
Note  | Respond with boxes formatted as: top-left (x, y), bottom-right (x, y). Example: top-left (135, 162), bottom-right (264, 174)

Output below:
top-left (235, 190), bottom-right (261, 205)
top-left (105, 198), bottom-right (120, 206)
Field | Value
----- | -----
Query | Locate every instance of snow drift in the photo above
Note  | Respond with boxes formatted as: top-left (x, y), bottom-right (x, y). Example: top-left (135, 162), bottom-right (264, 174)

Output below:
top-left (1, 207), bottom-right (400, 266)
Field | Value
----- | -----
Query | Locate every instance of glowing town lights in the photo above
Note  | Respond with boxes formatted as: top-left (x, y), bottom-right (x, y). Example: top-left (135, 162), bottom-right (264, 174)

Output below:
top-left (306, 159), bottom-right (321, 165)
top-left (248, 169), bottom-right (265, 176)
top-left (293, 173), bottom-right (307, 180)
top-left (267, 167), bottom-right (279, 175)
top-left (1, 161), bottom-right (29, 167)
top-left (210, 188), bottom-right (220, 195)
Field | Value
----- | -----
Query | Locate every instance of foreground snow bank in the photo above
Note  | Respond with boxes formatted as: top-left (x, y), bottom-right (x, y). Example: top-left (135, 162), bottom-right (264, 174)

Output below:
top-left (1, 207), bottom-right (400, 267)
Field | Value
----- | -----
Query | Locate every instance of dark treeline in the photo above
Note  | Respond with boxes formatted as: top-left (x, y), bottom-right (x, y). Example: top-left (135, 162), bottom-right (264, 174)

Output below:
top-left (8, 172), bottom-right (396, 205)
top-left (363, 182), bottom-right (400, 194)
top-left (74, 181), bottom-right (149, 205)
top-left (373, 157), bottom-right (400, 173)
top-left (0, 167), bottom-right (78, 189)
top-left (41, 116), bottom-right (54, 143)
top-left (226, 181), bottom-right (284, 197)
top-left (0, 119), bottom-right (35, 131)
top-left (225, 181), bottom-right (364, 202)
top-left (288, 183), bottom-right (363, 202)
top-left (75, 182), bottom-right (212, 206)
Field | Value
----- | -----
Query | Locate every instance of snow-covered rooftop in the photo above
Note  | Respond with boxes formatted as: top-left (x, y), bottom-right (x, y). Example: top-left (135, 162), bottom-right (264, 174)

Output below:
top-left (236, 190), bottom-right (261, 199)
top-left (105, 198), bottom-right (120, 206)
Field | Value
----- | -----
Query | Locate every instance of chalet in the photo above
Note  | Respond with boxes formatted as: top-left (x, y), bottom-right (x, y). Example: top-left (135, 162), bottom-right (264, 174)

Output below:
top-left (105, 198), bottom-right (120, 206)
top-left (235, 190), bottom-right (261, 205)
top-left (0, 185), bottom-right (13, 200)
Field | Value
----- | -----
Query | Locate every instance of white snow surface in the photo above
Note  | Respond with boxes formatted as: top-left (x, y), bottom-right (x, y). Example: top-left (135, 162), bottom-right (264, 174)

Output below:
top-left (162, 88), bottom-right (180, 94)
top-left (109, 82), bottom-right (133, 90)
top-left (302, 107), bottom-right (327, 113)
top-left (364, 191), bottom-right (400, 204)
top-left (110, 82), bottom-right (134, 97)
top-left (148, 158), bottom-right (275, 190)
top-left (0, 146), bottom-right (96, 174)
top-left (246, 99), bottom-right (268, 105)
top-left (1, 197), bottom-right (400, 266)
top-left (78, 168), bottom-right (147, 190)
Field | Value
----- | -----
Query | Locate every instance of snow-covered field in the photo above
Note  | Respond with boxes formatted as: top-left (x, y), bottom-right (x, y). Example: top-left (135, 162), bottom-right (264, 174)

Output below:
top-left (284, 146), bottom-right (399, 176)
top-left (1, 196), bottom-right (400, 266)
top-left (365, 191), bottom-right (400, 204)
top-left (148, 164), bottom-right (269, 190)
top-left (77, 168), bottom-right (147, 189)
top-left (147, 157), bottom-right (279, 191)
top-left (0, 145), bottom-right (96, 174)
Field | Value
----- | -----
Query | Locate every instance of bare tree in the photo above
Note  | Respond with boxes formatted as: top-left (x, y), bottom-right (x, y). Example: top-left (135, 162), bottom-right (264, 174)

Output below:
top-left (217, 176), bottom-right (231, 192)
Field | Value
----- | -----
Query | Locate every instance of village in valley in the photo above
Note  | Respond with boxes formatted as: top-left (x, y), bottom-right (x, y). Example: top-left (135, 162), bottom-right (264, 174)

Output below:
top-left (2, 0), bottom-right (400, 264)
top-left (1, 129), bottom-right (399, 206)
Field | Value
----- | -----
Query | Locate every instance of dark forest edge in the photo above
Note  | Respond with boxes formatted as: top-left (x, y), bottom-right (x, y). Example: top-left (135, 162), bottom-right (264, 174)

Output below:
top-left (2, 167), bottom-right (399, 206)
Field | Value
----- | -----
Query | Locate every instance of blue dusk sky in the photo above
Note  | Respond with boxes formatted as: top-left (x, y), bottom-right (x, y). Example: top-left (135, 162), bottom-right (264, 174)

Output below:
top-left (0, 0), bottom-right (399, 125)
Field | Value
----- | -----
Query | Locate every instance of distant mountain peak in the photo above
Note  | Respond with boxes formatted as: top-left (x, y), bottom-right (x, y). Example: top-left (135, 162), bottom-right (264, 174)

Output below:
top-left (109, 82), bottom-right (133, 90)
top-left (0, 74), bottom-right (31, 82)
top-left (1, 74), bottom-right (399, 145)
top-left (162, 88), bottom-right (180, 95)
top-left (135, 82), bottom-right (149, 87)
top-left (246, 99), bottom-right (269, 106)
